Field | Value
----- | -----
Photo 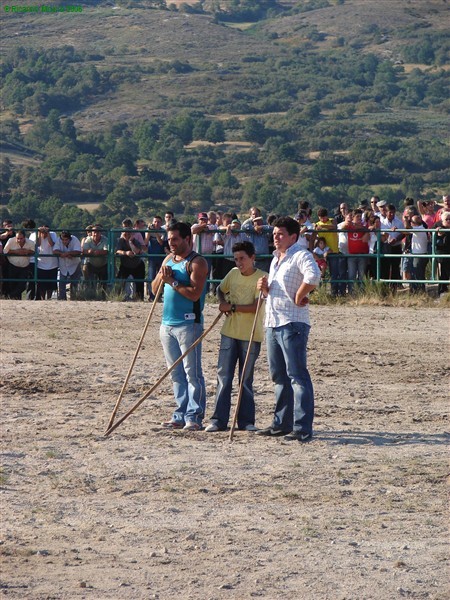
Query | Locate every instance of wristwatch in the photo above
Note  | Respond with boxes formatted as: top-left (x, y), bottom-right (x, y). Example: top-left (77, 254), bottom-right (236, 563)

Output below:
top-left (171, 280), bottom-right (179, 289)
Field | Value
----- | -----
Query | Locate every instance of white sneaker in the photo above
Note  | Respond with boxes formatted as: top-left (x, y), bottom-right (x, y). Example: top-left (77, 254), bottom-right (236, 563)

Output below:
top-left (205, 423), bottom-right (220, 432)
top-left (183, 421), bottom-right (201, 431)
top-left (244, 424), bottom-right (258, 432)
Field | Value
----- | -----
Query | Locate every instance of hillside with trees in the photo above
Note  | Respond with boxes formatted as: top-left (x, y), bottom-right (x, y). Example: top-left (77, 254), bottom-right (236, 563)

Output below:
top-left (0, 0), bottom-right (449, 228)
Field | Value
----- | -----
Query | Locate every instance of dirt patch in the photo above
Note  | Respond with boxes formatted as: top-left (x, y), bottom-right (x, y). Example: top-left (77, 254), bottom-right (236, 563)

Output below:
top-left (1, 300), bottom-right (448, 599)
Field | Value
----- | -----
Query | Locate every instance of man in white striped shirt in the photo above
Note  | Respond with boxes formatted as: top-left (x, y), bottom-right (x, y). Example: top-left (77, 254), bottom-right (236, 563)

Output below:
top-left (257, 216), bottom-right (321, 442)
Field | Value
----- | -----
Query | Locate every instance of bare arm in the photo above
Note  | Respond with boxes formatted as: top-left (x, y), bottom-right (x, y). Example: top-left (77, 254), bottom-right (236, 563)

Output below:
top-left (217, 284), bottom-right (259, 315)
top-left (156, 255), bottom-right (208, 301)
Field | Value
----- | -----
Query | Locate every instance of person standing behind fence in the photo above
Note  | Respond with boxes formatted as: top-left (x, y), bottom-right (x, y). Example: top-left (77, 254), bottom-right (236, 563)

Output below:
top-left (53, 231), bottom-right (82, 300)
top-left (434, 211), bottom-right (450, 295)
top-left (409, 215), bottom-right (430, 293)
top-left (145, 215), bottom-right (166, 301)
top-left (3, 230), bottom-right (35, 299)
top-left (380, 204), bottom-right (404, 288)
top-left (347, 209), bottom-right (370, 293)
top-left (152, 222), bottom-right (209, 431)
top-left (256, 216), bottom-right (321, 442)
top-left (82, 226), bottom-right (109, 294)
top-left (315, 208), bottom-right (339, 296)
top-left (205, 241), bottom-right (267, 433)
top-left (33, 225), bottom-right (58, 300)
top-left (242, 215), bottom-right (272, 272)
top-left (116, 229), bottom-right (145, 301)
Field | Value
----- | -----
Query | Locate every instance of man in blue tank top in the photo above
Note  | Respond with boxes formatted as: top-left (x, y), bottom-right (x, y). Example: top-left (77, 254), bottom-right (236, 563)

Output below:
top-left (152, 222), bottom-right (209, 430)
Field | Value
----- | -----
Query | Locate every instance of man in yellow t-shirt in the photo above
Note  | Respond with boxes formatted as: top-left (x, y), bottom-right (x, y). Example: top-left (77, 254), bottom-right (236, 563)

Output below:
top-left (205, 241), bottom-right (268, 432)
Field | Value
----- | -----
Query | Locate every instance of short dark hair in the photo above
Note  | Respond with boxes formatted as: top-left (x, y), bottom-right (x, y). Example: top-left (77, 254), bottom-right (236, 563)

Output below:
top-left (387, 204), bottom-right (396, 212)
top-left (273, 216), bottom-right (300, 239)
top-left (232, 241), bottom-right (255, 257)
top-left (317, 208), bottom-right (328, 218)
top-left (16, 229), bottom-right (26, 237)
top-left (167, 221), bottom-right (192, 240)
top-left (22, 219), bottom-right (36, 229)
top-left (122, 219), bottom-right (133, 228)
top-left (61, 230), bottom-right (72, 239)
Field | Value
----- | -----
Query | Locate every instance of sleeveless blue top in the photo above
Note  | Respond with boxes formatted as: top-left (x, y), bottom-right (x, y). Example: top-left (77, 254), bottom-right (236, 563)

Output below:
top-left (162, 252), bottom-right (206, 326)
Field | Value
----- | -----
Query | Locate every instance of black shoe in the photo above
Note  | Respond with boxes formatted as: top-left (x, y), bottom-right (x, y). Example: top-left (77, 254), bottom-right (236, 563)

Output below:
top-left (283, 431), bottom-right (312, 442)
top-left (256, 426), bottom-right (289, 437)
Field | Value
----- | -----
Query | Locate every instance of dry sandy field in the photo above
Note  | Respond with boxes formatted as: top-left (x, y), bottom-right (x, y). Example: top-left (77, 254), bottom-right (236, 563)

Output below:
top-left (0, 300), bottom-right (448, 600)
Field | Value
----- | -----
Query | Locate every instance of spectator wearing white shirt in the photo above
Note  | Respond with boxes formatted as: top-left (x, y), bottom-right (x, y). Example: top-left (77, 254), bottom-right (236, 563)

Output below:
top-left (34, 225), bottom-right (58, 300)
top-left (53, 231), bottom-right (82, 300)
top-left (409, 215), bottom-right (430, 292)
top-left (3, 230), bottom-right (35, 299)
top-left (379, 204), bottom-right (404, 287)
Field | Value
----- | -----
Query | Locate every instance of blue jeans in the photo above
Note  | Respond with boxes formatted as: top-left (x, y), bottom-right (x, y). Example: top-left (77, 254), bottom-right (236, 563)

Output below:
top-left (347, 256), bottom-right (368, 293)
top-left (160, 323), bottom-right (206, 426)
top-left (58, 264), bottom-right (82, 300)
top-left (210, 335), bottom-right (261, 430)
top-left (338, 254), bottom-right (348, 295)
top-left (266, 322), bottom-right (314, 435)
top-left (327, 253), bottom-right (340, 296)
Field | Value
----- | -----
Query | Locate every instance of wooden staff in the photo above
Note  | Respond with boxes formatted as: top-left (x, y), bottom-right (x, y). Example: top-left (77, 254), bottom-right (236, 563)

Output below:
top-left (105, 279), bottom-right (164, 432)
top-left (229, 293), bottom-right (264, 442)
top-left (105, 312), bottom-right (223, 437)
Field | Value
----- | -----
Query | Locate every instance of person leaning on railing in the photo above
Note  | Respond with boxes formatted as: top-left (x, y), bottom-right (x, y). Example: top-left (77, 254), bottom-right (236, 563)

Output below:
top-left (82, 226), bottom-right (109, 294)
top-left (434, 211), bottom-right (450, 295)
top-left (3, 230), bottom-right (35, 299)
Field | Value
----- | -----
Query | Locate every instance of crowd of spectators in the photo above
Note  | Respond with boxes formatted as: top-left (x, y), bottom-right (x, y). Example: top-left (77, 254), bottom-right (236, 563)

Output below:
top-left (1, 195), bottom-right (449, 300)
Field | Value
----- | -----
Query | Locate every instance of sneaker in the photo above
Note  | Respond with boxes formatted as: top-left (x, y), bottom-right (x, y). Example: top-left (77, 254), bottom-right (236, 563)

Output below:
top-left (205, 423), bottom-right (220, 432)
top-left (243, 424), bottom-right (258, 432)
top-left (161, 420), bottom-right (183, 429)
top-left (183, 421), bottom-right (201, 431)
top-left (256, 426), bottom-right (289, 437)
top-left (283, 431), bottom-right (312, 442)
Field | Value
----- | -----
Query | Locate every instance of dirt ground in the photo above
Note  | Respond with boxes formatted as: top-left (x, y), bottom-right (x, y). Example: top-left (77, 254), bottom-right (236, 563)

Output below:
top-left (1, 300), bottom-right (448, 600)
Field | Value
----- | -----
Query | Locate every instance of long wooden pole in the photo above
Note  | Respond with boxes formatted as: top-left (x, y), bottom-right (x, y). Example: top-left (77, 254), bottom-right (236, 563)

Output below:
top-left (105, 312), bottom-right (223, 437)
top-left (105, 279), bottom-right (164, 432)
top-left (229, 293), bottom-right (264, 442)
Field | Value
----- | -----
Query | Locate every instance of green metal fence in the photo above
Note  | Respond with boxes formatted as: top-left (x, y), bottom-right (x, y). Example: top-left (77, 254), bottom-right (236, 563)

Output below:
top-left (1, 227), bottom-right (449, 296)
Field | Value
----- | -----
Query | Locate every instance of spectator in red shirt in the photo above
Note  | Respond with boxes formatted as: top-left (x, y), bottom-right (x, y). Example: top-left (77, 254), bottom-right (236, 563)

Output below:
top-left (347, 209), bottom-right (370, 293)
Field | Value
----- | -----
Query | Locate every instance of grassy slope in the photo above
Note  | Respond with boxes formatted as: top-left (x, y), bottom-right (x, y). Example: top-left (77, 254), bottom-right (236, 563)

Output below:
top-left (1, 0), bottom-right (448, 131)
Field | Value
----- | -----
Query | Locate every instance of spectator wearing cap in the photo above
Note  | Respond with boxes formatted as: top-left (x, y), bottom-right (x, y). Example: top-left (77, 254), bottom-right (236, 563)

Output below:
top-left (53, 231), bottom-right (82, 300)
top-left (374, 198), bottom-right (386, 218)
